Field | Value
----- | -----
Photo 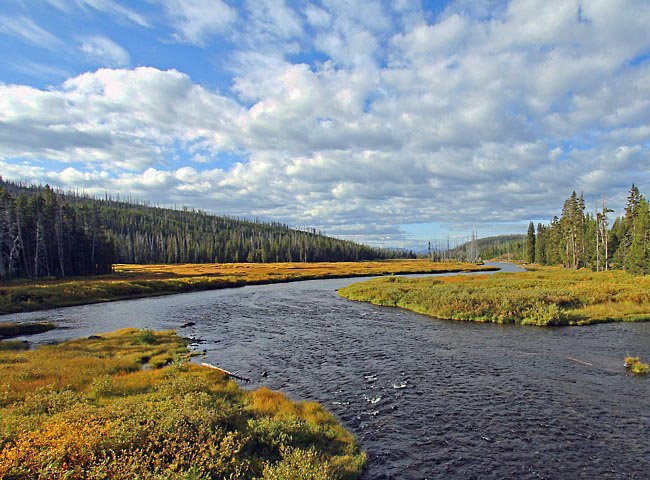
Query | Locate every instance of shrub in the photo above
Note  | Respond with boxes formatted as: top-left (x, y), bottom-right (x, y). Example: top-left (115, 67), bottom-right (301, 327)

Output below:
top-left (0, 329), bottom-right (365, 479)
top-left (624, 356), bottom-right (649, 375)
top-left (136, 329), bottom-right (157, 345)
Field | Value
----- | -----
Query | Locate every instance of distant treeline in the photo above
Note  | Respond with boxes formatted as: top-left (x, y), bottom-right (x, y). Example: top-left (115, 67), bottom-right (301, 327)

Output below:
top-left (526, 184), bottom-right (649, 274)
top-left (444, 234), bottom-right (526, 262)
top-left (0, 178), bottom-right (414, 279)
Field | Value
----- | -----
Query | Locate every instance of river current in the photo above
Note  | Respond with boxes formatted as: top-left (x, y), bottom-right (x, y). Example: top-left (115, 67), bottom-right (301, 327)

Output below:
top-left (3, 263), bottom-right (649, 479)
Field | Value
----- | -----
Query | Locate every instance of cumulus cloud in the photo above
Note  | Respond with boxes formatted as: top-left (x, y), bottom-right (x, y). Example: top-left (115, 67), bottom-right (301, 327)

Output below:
top-left (0, 67), bottom-right (244, 169)
top-left (2, 0), bottom-right (650, 247)
top-left (80, 36), bottom-right (130, 66)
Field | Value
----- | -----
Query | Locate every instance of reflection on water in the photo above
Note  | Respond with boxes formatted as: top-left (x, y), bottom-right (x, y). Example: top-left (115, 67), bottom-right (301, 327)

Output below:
top-left (3, 263), bottom-right (649, 479)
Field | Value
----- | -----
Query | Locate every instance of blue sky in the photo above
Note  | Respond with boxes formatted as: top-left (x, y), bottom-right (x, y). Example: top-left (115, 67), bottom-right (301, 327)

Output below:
top-left (1, 0), bottom-right (649, 250)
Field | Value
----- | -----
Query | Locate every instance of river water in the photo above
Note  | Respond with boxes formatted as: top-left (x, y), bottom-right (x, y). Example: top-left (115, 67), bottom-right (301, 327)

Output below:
top-left (3, 263), bottom-right (649, 479)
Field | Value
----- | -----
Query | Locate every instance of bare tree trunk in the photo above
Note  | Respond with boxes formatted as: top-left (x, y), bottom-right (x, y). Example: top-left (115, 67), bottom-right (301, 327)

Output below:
top-left (34, 218), bottom-right (41, 278)
top-left (56, 207), bottom-right (65, 277)
top-left (15, 205), bottom-right (30, 277)
top-left (596, 211), bottom-right (600, 272)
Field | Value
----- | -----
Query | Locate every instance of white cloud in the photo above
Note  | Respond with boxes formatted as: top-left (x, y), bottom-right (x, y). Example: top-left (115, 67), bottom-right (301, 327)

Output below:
top-left (2, 0), bottom-right (650, 247)
top-left (0, 67), bottom-right (244, 170)
top-left (11, 61), bottom-right (71, 81)
top-left (79, 0), bottom-right (149, 27)
top-left (80, 36), bottom-right (130, 66)
top-left (160, 0), bottom-right (236, 46)
top-left (0, 15), bottom-right (61, 48)
top-left (308, 0), bottom-right (391, 68)
top-left (304, 4), bottom-right (330, 28)
top-left (245, 0), bottom-right (303, 41)
top-left (42, 0), bottom-right (149, 26)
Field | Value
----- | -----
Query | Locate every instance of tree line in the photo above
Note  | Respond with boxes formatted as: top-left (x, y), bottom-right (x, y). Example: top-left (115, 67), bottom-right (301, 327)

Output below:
top-left (0, 178), bottom-right (414, 280)
top-left (0, 182), bottom-right (113, 279)
top-left (443, 234), bottom-right (526, 262)
top-left (525, 184), bottom-right (649, 274)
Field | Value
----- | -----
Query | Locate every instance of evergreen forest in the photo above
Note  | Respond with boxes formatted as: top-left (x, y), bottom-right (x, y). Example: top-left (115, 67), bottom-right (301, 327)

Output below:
top-left (525, 184), bottom-right (650, 275)
top-left (0, 178), bottom-right (413, 280)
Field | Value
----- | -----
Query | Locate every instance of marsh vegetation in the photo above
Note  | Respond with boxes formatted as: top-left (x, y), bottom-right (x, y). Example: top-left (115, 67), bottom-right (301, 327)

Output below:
top-left (339, 266), bottom-right (650, 326)
top-left (0, 260), bottom-right (494, 314)
top-left (0, 321), bottom-right (55, 339)
top-left (0, 329), bottom-right (365, 479)
top-left (624, 356), bottom-right (649, 374)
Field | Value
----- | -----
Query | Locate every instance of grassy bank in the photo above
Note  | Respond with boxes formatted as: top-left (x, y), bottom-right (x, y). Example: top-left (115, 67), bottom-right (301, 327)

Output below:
top-left (0, 260), bottom-right (494, 314)
top-left (339, 266), bottom-right (650, 326)
top-left (625, 356), bottom-right (649, 374)
top-left (0, 321), bottom-right (56, 339)
top-left (0, 328), bottom-right (365, 479)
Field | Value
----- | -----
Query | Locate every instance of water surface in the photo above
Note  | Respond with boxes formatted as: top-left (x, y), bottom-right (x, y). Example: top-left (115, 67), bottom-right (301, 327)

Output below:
top-left (4, 263), bottom-right (649, 479)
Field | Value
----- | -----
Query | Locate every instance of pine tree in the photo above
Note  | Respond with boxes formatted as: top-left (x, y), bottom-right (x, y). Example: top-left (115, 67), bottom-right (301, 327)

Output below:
top-left (534, 223), bottom-right (546, 264)
top-left (560, 192), bottom-right (583, 269)
top-left (625, 197), bottom-right (650, 275)
top-left (526, 221), bottom-right (535, 263)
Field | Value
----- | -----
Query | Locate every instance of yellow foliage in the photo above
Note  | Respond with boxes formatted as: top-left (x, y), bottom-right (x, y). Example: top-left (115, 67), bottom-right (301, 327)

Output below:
top-left (0, 260), bottom-right (493, 314)
top-left (0, 329), bottom-right (364, 479)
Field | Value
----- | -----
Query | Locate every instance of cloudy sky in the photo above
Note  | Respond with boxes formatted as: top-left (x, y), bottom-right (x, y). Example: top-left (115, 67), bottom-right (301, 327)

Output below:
top-left (0, 0), bottom-right (649, 249)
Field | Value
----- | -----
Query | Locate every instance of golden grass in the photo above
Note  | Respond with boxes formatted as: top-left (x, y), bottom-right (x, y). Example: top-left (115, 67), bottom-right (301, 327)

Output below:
top-left (0, 260), bottom-right (494, 314)
top-left (624, 356), bottom-right (649, 375)
top-left (339, 266), bottom-right (650, 326)
top-left (113, 259), bottom-right (493, 279)
top-left (0, 329), bottom-right (365, 479)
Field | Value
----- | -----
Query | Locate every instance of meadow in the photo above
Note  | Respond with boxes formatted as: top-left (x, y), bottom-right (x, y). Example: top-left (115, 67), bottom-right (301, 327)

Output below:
top-left (339, 266), bottom-right (650, 326)
top-left (0, 328), bottom-right (365, 479)
top-left (0, 260), bottom-right (494, 314)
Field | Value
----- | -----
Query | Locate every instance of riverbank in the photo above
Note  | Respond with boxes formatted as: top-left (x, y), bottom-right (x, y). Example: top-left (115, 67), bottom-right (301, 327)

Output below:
top-left (0, 328), bottom-right (365, 479)
top-left (0, 260), bottom-right (495, 315)
top-left (339, 266), bottom-right (650, 326)
top-left (0, 321), bottom-right (56, 339)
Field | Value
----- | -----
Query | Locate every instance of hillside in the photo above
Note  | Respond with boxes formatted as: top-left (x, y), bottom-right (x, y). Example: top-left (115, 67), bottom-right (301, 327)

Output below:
top-left (444, 234), bottom-right (526, 262)
top-left (0, 178), bottom-right (413, 280)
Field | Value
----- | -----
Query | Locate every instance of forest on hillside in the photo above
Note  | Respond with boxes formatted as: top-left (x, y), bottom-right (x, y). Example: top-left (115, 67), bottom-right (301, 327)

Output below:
top-left (442, 234), bottom-right (526, 262)
top-left (0, 178), bottom-right (414, 280)
top-left (525, 184), bottom-right (649, 275)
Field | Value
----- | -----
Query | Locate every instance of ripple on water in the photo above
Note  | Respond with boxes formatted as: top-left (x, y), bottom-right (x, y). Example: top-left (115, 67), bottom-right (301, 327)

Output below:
top-left (3, 264), bottom-right (649, 479)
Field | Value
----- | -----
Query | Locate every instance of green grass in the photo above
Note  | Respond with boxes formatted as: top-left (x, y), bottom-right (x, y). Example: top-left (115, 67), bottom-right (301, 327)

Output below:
top-left (0, 322), bottom-right (56, 339)
top-left (0, 260), bottom-right (495, 314)
top-left (339, 266), bottom-right (650, 326)
top-left (625, 356), bottom-right (649, 375)
top-left (0, 340), bottom-right (28, 351)
top-left (0, 329), bottom-right (365, 479)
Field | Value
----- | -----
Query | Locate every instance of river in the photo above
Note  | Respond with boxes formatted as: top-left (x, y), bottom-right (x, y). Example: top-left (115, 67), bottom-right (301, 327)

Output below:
top-left (3, 263), bottom-right (649, 479)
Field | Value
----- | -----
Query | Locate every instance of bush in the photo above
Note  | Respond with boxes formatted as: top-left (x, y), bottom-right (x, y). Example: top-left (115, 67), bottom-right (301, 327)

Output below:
top-left (624, 356), bottom-right (649, 375)
top-left (0, 329), bottom-right (365, 479)
top-left (136, 329), bottom-right (157, 345)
